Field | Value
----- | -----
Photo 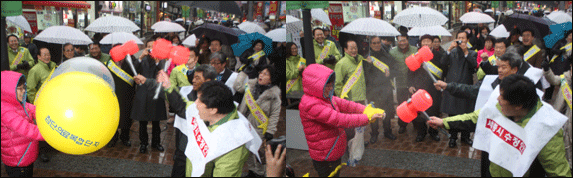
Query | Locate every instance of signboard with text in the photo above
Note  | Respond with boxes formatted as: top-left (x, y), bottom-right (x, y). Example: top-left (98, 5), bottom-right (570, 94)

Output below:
top-left (328, 3), bottom-right (343, 41)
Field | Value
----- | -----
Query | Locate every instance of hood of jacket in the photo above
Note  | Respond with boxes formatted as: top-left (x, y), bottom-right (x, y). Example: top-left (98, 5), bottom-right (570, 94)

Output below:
top-left (302, 64), bottom-right (335, 100)
top-left (1, 71), bottom-right (28, 117)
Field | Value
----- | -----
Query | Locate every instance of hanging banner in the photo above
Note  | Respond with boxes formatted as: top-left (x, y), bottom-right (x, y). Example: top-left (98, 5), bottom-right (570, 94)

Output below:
top-left (269, 1), bottom-right (278, 20)
top-left (256, 2), bottom-right (264, 21)
top-left (2, 1), bottom-right (22, 17)
top-left (328, 3), bottom-right (343, 41)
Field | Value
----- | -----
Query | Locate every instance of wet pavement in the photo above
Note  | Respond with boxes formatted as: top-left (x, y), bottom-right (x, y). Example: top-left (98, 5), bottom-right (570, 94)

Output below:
top-left (1, 107), bottom-right (286, 177)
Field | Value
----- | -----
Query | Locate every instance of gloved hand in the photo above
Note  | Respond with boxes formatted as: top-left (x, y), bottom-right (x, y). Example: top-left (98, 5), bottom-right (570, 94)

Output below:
top-left (541, 59), bottom-right (550, 71)
top-left (363, 104), bottom-right (385, 124)
top-left (17, 62), bottom-right (30, 70)
top-left (264, 132), bottom-right (274, 142)
top-left (323, 55), bottom-right (337, 64)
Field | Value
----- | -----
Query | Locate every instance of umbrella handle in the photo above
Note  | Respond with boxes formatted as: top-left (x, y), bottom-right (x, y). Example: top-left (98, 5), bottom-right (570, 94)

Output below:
top-left (153, 59), bottom-right (171, 100)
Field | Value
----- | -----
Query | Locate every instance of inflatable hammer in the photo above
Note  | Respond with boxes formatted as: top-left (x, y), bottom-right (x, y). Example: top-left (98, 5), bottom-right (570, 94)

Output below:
top-left (396, 89), bottom-right (450, 137)
top-left (405, 46), bottom-right (442, 91)
top-left (151, 39), bottom-right (190, 99)
top-left (110, 40), bottom-right (140, 80)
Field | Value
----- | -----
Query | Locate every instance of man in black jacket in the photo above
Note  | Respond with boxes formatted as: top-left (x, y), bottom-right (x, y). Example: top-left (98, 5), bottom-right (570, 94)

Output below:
top-left (364, 36), bottom-right (398, 143)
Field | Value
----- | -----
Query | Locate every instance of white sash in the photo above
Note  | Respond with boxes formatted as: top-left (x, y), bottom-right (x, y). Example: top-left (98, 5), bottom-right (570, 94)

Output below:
top-left (475, 67), bottom-right (544, 111)
top-left (473, 100), bottom-right (568, 176)
top-left (174, 86), bottom-right (260, 177)
top-left (224, 72), bottom-right (238, 95)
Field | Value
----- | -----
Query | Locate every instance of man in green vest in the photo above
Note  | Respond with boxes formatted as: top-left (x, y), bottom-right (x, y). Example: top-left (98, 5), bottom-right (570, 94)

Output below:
top-left (389, 33), bottom-right (418, 134)
top-left (27, 47), bottom-right (57, 104)
top-left (313, 28), bottom-right (341, 70)
top-left (87, 42), bottom-right (111, 64)
top-left (7, 34), bottom-right (34, 77)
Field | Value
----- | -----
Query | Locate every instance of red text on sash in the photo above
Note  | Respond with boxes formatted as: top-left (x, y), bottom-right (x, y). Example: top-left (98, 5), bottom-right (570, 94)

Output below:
top-left (485, 118), bottom-right (526, 154)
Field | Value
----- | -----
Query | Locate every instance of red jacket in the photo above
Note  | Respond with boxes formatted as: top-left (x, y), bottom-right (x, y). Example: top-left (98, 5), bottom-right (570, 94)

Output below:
top-left (1, 71), bottom-right (44, 167)
top-left (299, 64), bottom-right (369, 162)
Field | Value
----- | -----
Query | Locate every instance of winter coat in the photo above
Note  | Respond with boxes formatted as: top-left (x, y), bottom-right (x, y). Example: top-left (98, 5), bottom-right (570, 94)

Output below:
top-left (239, 49), bottom-right (269, 79)
top-left (235, 72), bottom-right (282, 135)
top-left (334, 53), bottom-right (366, 102)
top-left (299, 64), bottom-right (370, 162)
top-left (8, 46), bottom-right (35, 77)
top-left (130, 55), bottom-right (168, 121)
top-left (364, 49), bottom-right (395, 104)
top-left (407, 49), bottom-right (446, 116)
top-left (104, 59), bottom-right (136, 129)
top-left (286, 55), bottom-right (305, 93)
top-left (519, 44), bottom-right (545, 68)
top-left (1, 71), bottom-right (45, 167)
top-left (169, 64), bottom-right (193, 88)
top-left (313, 39), bottom-right (342, 70)
top-left (476, 47), bottom-right (494, 66)
top-left (389, 45), bottom-right (418, 90)
top-left (440, 47), bottom-right (478, 115)
top-left (26, 61), bottom-right (57, 103)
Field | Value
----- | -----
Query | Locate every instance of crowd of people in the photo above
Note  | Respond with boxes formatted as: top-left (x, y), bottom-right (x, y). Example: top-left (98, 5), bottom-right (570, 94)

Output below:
top-left (291, 18), bottom-right (572, 176)
top-left (2, 18), bottom-right (287, 177)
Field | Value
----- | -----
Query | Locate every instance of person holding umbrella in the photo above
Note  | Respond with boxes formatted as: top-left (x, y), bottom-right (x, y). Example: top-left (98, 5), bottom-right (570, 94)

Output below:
top-left (518, 29), bottom-right (545, 68)
top-left (239, 40), bottom-right (269, 79)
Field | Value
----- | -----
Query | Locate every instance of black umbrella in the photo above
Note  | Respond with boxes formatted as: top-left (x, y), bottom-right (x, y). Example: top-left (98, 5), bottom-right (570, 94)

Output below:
top-left (502, 13), bottom-right (556, 39)
top-left (173, 1), bottom-right (242, 16)
top-left (191, 23), bottom-right (246, 45)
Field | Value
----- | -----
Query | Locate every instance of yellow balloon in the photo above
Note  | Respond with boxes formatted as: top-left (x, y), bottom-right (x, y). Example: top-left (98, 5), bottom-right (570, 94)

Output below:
top-left (36, 71), bottom-right (119, 155)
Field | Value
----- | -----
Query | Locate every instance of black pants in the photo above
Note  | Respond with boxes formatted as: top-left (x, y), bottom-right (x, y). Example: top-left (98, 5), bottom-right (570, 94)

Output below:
top-left (111, 117), bottom-right (132, 143)
top-left (139, 121), bottom-right (160, 146)
top-left (481, 151), bottom-right (491, 177)
top-left (171, 128), bottom-right (186, 177)
top-left (412, 115), bottom-right (439, 136)
top-left (312, 158), bottom-right (342, 177)
top-left (370, 97), bottom-right (394, 137)
top-left (4, 164), bottom-right (33, 177)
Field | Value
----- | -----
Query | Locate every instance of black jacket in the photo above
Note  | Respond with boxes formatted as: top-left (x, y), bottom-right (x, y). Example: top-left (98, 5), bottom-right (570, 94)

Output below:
top-left (440, 47), bottom-right (478, 115)
top-left (130, 56), bottom-right (167, 121)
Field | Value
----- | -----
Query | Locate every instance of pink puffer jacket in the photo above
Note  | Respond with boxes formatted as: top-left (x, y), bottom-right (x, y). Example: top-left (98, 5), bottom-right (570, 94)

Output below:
top-left (1, 71), bottom-right (44, 167)
top-left (299, 64), bottom-right (369, 162)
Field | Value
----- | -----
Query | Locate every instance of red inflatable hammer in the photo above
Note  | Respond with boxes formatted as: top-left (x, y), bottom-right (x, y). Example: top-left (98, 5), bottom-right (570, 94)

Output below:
top-left (396, 89), bottom-right (450, 137)
top-left (151, 40), bottom-right (190, 99)
top-left (110, 40), bottom-right (140, 78)
top-left (405, 46), bottom-right (442, 91)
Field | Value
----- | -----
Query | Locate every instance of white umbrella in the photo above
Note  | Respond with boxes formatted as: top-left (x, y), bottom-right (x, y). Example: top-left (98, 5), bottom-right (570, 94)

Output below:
top-left (547, 11), bottom-right (572, 24)
top-left (6, 15), bottom-right (32, 33)
top-left (34, 26), bottom-right (92, 45)
top-left (407, 25), bottom-right (451, 37)
top-left (393, 7), bottom-right (448, 27)
top-left (151, 21), bottom-right (172, 29)
top-left (175, 18), bottom-right (184, 22)
top-left (311, 8), bottom-right (332, 26)
top-left (460, 12), bottom-right (495, 24)
top-left (100, 32), bottom-right (144, 45)
top-left (341, 17), bottom-right (400, 36)
top-left (265, 28), bottom-right (286, 42)
top-left (505, 10), bottom-right (514, 16)
top-left (238, 21), bottom-right (266, 35)
top-left (182, 34), bottom-right (197, 47)
top-left (85, 15), bottom-right (140, 33)
top-left (286, 15), bottom-right (303, 34)
top-left (154, 21), bottom-right (185, 33)
top-left (489, 24), bottom-right (510, 38)
top-left (484, 9), bottom-right (493, 13)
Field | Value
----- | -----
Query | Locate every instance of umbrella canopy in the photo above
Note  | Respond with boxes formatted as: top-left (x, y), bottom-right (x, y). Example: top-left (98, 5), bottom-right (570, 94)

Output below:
top-left (340, 17), bottom-right (400, 36)
top-left (231, 32), bottom-right (273, 57)
top-left (484, 9), bottom-right (493, 13)
top-left (154, 21), bottom-right (185, 33)
top-left (460, 12), bottom-right (495, 24)
top-left (191, 23), bottom-right (246, 45)
top-left (265, 28), bottom-right (286, 42)
top-left (85, 15), bottom-right (140, 33)
top-left (151, 21), bottom-right (171, 29)
top-left (489, 24), bottom-right (510, 38)
top-left (286, 15), bottom-right (303, 34)
top-left (311, 8), bottom-right (332, 26)
top-left (547, 11), bottom-right (572, 24)
top-left (174, 1), bottom-right (242, 15)
top-left (407, 25), bottom-right (452, 37)
top-left (238, 21), bottom-right (266, 35)
top-left (182, 34), bottom-right (197, 47)
top-left (100, 32), bottom-right (144, 45)
top-left (502, 13), bottom-right (556, 39)
top-left (393, 7), bottom-right (448, 27)
top-left (34, 26), bottom-right (92, 45)
top-left (6, 15), bottom-right (32, 33)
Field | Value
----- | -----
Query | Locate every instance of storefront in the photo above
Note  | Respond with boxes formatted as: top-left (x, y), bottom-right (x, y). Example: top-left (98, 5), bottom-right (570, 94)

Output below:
top-left (21, 1), bottom-right (91, 34)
